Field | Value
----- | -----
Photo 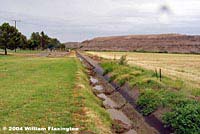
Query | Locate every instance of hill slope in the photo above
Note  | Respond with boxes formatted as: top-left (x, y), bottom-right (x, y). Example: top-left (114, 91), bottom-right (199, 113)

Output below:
top-left (81, 34), bottom-right (200, 54)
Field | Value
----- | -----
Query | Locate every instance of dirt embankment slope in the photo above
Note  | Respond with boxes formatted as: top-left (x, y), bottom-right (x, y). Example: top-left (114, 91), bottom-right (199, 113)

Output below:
top-left (80, 34), bottom-right (200, 54)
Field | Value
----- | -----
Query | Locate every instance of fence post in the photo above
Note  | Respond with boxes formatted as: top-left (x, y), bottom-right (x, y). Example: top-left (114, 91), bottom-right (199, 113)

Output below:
top-left (155, 68), bottom-right (158, 79)
top-left (159, 68), bottom-right (162, 81)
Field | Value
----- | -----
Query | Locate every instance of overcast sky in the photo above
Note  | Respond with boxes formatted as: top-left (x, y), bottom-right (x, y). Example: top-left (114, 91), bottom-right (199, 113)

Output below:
top-left (0, 0), bottom-right (200, 42)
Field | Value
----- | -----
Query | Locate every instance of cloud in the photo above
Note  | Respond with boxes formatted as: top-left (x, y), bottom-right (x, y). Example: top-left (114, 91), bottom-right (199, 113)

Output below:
top-left (0, 0), bottom-right (200, 42)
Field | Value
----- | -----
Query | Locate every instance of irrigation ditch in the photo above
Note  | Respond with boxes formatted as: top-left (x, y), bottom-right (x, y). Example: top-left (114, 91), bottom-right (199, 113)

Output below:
top-left (76, 51), bottom-right (172, 134)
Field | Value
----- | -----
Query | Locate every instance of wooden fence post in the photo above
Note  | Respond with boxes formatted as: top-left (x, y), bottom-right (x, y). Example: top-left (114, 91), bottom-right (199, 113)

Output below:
top-left (155, 68), bottom-right (158, 79)
top-left (159, 68), bottom-right (162, 81)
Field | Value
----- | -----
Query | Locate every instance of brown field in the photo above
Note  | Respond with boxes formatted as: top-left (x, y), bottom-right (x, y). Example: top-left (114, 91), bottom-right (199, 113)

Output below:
top-left (87, 51), bottom-right (200, 89)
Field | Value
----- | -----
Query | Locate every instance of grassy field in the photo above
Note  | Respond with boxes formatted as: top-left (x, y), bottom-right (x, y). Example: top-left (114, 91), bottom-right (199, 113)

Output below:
top-left (0, 54), bottom-right (112, 133)
top-left (0, 49), bottom-right (43, 54)
top-left (87, 51), bottom-right (200, 92)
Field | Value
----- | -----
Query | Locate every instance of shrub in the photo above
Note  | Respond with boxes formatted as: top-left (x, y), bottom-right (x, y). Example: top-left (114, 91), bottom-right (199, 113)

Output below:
top-left (163, 101), bottom-right (200, 134)
top-left (136, 78), bottom-right (164, 89)
top-left (101, 62), bottom-right (117, 75)
top-left (129, 70), bottom-right (142, 76)
top-left (103, 68), bottom-right (113, 75)
top-left (116, 76), bottom-right (128, 86)
top-left (191, 88), bottom-right (200, 96)
top-left (137, 89), bottom-right (164, 115)
top-left (118, 55), bottom-right (127, 65)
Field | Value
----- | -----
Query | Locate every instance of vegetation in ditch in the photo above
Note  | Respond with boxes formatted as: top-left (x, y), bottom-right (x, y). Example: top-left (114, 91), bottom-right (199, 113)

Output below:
top-left (118, 55), bottom-right (127, 65)
top-left (100, 59), bottom-right (200, 134)
top-left (101, 61), bottom-right (184, 90)
top-left (163, 100), bottom-right (200, 134)
top-left (136, 89), bottom-right (165, 115)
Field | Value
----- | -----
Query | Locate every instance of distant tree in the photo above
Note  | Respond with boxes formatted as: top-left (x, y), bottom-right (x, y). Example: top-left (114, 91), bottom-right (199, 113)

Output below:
top-left (18, 34), bottom-right (28, 49)
top-left (0, 22), bottom-right (62, 53)
top-left (28, 31), bottom-right (62, 50)
top-left (40, 31), bottom-right (49, 50)
top-left (12, 32), bottom-right (21, 52)
top-left (48, 38), bottom-right (61, 51)
top-left (27, 39), bottom-right (37, 50)
top-left (57, 43), bottom-right (66, 51)
top-left (7, 38), bottom-right (15, 50)
top-left (0, 23), bottom-right (19, 55)
top-left (27, 40), bottom-right (33, 50)
top-left (29, 32), bottom-right (40, 50)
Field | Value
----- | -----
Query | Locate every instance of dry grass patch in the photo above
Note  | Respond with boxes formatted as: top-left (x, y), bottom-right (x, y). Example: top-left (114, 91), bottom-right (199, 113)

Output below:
top-left (87, 51), bottom-right (200, 96)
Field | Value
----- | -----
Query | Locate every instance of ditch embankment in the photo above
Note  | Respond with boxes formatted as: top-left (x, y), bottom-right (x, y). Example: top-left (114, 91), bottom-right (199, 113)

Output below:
top-left (76, 51), bottom-right (173, 134)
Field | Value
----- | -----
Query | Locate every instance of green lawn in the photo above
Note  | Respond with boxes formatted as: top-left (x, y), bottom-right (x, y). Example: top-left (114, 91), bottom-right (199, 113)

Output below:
top-left (0, 55), bottom-right (112, 133)
top-left (0, 49), bottom-right (43, 54)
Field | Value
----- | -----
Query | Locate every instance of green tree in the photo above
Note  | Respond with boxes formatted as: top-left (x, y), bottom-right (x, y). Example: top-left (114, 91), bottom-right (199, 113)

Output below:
top-left (48, 38), bottom-right (61, 51)
top-left (10, 32), bottom-right (21, 52)
top-left (40, 31), bottom-right (49, 50)
top-left (18, 34), bottom-right (28, 49)
top-left (57, 43), bottom-right (66, 51)
top-left (0, 23), bottom-right (19, 55)
top-left (28, 31), bottom-right (61, 50)
top-left (29, 32), bottom-right (40, 50)
top-left (0, 22), bottom-right (62, 52)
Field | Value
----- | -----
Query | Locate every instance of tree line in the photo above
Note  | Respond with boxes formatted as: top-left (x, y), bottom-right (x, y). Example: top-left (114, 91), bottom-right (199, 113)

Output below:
top-left (0, 22), bottom-right (65, 55)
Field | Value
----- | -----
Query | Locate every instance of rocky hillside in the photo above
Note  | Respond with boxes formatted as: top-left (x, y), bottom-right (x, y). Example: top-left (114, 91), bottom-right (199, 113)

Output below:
top-left (64, 42), bottom-right (81, 49)
top-left (81, 34), bottom-right (200, 54)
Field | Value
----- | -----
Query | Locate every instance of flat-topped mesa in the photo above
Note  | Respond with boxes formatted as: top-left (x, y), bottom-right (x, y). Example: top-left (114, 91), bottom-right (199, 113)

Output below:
top-left (80, 34), bottom-right (200, 54)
